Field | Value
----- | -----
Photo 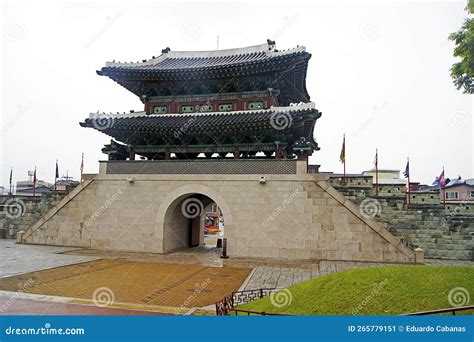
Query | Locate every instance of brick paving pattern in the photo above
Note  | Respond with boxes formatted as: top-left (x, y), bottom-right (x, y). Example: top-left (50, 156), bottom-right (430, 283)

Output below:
top-left (0, 259), bottom-right (251, 308)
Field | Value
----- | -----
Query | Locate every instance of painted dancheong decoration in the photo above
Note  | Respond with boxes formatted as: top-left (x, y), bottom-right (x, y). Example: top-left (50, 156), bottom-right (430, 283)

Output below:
top-left (80, 40), bottom-right (321, 161)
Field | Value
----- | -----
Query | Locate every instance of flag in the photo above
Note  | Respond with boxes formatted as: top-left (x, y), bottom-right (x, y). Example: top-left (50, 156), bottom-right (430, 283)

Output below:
top-left (374, 149), bottom-right (378, 167)
top-left (339, 135), bottom-right (345, 163)
top-left (80, 153), bottom-right (84, 176)
top-left (403, 160), bottom-right (410, 178)
top-left (9, 168), bottom-right (12, 194)
top-left (33, 167), bottom-right (37, 197)
top-left (55, 160), bottom-right (59, 179)
top-left (432, 169), bottom-right (446, 187)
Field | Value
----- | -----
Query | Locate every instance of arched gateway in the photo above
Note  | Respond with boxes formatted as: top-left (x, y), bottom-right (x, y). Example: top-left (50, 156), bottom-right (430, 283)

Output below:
top-left (20, 41), bottom-right (420, 264)
top-left (156, 185), bottom-right (232, 253)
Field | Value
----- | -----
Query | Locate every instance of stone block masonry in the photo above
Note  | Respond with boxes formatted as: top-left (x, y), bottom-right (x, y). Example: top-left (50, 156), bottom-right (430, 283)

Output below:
top-left (0, 191), bottom-right (73, 239)
top-left (335, 186), bottom-right (474, 260)
top-left (19, 163), bottom-right (417, 264)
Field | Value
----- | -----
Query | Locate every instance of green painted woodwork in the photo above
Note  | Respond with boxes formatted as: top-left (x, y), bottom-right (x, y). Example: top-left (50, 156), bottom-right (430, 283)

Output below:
top-left (153, 106), bottom-right (168, 114)
top-left (198, 104), bottom-right (213, 112)
top-left (247, 101), bottom-right (264, 110)
top-left (181, 105), bottom-right (195, 113)
top-left (218, 103), bottom-right (233, 111)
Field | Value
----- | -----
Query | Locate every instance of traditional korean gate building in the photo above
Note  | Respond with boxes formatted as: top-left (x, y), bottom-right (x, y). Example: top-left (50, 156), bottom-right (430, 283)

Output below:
top-left (20, 41), bottom-right (419, 263)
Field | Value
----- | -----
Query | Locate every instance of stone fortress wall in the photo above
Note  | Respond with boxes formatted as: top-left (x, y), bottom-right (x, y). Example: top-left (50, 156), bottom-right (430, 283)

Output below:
top-left (5, 161), bottom-right (473, 261)
top-left (17, 160), bottom-right (417, 264)
top-left (330, 177), bottom-right (474, 260)
top-left (0, 191), bottom-right (70, 239)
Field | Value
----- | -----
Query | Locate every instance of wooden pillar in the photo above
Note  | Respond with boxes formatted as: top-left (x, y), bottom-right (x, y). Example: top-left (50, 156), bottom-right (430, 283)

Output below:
top-left (275, 143), bottom-right (282, 160)
top-left (129, 149), bottom-right (135, 161)
top-left (234, 150), bottom-right (240, 159)
top-left (296, 152), bottom-right (309, 161)
top-left (165, 151), bottom-right (170, 160)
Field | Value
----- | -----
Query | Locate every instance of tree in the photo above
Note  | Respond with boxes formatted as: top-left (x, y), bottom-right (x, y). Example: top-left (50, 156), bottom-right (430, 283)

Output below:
top-left (448, 0), bottom-right (474, 94)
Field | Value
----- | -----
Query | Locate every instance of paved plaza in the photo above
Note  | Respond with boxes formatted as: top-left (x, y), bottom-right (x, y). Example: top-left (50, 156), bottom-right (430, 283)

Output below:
top-left (0, 240), bottom-right (472, 314)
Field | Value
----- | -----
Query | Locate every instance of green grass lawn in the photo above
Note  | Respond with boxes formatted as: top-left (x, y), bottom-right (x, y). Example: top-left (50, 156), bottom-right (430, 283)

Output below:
top-left (238, 265), bottom-right (474, 315)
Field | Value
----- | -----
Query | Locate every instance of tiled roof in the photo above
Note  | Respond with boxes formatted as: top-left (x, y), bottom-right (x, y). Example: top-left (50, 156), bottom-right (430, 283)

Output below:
top-left (80, 103), bottom-right (321, 145)
top-left (99, 42), bottom-right (308, 72)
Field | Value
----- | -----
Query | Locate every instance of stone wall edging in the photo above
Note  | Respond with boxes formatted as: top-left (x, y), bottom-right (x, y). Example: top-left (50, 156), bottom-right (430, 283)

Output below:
top-left (21, 180), bottom-right (94, 243)
top-left (316, 180), bottom-right (416, 260)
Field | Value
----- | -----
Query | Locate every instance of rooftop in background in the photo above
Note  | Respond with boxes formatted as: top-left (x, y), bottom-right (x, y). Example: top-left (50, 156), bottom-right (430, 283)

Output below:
top-left (445, 178), bottom-right (474, 188)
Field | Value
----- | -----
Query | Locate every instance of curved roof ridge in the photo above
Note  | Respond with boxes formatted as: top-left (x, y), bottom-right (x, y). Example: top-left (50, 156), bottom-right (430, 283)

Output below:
top-left (104, 42), bottom-right (306, 67)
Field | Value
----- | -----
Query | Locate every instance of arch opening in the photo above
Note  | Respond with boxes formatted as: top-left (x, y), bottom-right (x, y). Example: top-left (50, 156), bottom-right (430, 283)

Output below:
top-left (163, 193), bottom-right (225, 253)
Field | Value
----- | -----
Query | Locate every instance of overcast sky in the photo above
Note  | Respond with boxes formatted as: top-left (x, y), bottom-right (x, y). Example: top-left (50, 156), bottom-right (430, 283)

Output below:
top-left (1, 0), bottom-right (472, 188)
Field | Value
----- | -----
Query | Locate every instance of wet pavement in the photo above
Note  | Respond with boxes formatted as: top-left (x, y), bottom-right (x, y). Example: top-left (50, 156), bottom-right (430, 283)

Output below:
top-left (0, 296), bottom-right (164, 315)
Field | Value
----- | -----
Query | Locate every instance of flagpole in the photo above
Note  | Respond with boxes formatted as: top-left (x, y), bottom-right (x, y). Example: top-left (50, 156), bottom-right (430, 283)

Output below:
top-left (343, 134), bottom-right (346, 186)
top-left (442, 166), bottom-right (446, 209)
top-left (407, 157), bottom-right (411, 206)
top-left (9, 168), bottom-right (13, 195)
top-left (54, 159), bottom-right (58, 191)
top-left (375, 149), bottom-right (379, 197)
top-left (33, 167), bottom-right (37, 198)
top-left (80, 153), bottom-right (84, 181)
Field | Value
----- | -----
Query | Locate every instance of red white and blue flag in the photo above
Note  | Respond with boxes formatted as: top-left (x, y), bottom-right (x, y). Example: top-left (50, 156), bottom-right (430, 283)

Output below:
top-left (432, 169), bottom-right (446, 187)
